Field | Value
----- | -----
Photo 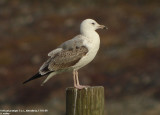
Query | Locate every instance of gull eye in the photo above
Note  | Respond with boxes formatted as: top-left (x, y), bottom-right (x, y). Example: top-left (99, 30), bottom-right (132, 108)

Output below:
top-left (91, 22), bottom-right (95, 25)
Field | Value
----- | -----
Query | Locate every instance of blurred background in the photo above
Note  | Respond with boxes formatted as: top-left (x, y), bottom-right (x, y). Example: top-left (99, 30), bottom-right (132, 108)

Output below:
top-left (0, 0), bottom-right (160, 115)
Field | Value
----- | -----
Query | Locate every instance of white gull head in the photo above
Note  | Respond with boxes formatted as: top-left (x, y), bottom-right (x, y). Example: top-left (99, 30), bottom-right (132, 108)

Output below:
top-left (80, 19), bottom-right (107, 36)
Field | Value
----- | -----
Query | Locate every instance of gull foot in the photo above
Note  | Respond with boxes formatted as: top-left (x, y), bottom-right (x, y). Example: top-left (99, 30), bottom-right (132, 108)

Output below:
top-left (74, 85), bottom-right (90, 89)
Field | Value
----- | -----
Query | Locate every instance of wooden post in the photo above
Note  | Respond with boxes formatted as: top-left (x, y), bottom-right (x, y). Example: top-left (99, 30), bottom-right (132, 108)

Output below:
top-left (66, 86), bottom-right (104, 115)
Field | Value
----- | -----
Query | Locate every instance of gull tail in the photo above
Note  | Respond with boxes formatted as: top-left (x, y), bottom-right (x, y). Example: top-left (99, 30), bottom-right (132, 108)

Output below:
top-left (41, 72), bottom-right (57, 86)
top-left (23, 72), bottom-right (44, 84)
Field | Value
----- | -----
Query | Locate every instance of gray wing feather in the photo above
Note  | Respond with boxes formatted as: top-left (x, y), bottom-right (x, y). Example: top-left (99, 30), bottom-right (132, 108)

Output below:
top-left (39, 35), bottom-right (88, 75)
top-left (48, 46), bottom-right (88, 71)
top-left (39, 46), bottom-right (88, 75)
top-left (59, 35), bottom-right (84, 50)
top-left (48, 48), bottom-right (62, 57)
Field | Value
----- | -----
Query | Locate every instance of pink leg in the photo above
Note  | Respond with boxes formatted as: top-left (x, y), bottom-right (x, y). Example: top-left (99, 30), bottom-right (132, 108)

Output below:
top-left (74, 70), bottom-right (89, 89)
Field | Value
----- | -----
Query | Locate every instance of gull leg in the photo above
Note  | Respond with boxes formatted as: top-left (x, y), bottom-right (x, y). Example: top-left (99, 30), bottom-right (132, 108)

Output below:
top-left (73, 70), bottom-right (77, 87)
top-left (75, 70), bottom-right (89, 89)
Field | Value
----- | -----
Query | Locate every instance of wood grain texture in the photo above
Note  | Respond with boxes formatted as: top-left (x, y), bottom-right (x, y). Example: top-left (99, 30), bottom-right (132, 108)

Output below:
top-left (66, 86), bottom-right (104, 115)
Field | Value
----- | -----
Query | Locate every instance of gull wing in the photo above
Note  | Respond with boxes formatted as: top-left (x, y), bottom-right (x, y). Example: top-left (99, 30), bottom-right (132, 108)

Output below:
top-left (39, 35), bottom-right (88, 75)
top-left (39, 46), bottom-right (88, 75)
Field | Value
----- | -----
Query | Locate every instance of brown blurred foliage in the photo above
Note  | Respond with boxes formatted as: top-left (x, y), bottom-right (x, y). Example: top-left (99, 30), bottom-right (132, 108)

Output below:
top-left (0, 0), bottom-right (160, 115)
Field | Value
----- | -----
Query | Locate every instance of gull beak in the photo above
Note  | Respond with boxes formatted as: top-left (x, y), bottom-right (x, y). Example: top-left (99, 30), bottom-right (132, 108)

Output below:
top-left (98, 25), bottom-right (108, 29)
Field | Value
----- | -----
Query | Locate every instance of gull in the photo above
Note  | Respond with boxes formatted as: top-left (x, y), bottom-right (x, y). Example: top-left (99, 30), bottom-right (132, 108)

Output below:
top-left (23, 19), bottom-right (107, 89)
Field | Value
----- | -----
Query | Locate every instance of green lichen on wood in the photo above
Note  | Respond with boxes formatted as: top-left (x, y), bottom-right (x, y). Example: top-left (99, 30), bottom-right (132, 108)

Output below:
top-left (66, 86), bottom-right (104, 115)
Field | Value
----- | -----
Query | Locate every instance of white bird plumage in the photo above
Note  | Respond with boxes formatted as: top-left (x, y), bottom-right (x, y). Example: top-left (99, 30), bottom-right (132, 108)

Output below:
top-left (23, 19), bottom-right (107, 89)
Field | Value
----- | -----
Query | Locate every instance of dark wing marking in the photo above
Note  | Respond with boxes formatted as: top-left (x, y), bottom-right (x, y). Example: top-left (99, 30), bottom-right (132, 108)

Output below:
top-left (23, 73), bottom-right (41, 84)
top-left (39, 58), bottom-right (52, 75)
top-left (39, 46), bottom-right (88, 74)
top-left (49, 46), bottom-right (88, 71)
top-left (23, 72), bottom-right (50, 84)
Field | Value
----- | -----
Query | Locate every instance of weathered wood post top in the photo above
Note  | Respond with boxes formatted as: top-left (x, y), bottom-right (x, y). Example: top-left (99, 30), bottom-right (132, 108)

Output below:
top-left (66, 86), bottom-right (104, 115)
